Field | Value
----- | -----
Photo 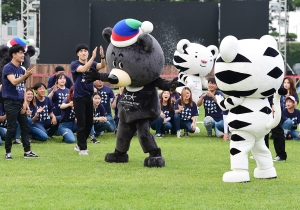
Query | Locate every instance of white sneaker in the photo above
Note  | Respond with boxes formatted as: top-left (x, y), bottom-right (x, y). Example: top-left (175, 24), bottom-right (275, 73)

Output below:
top-left (74, 145), bottom-right (80, 152)
top-left (79, 150), bottom-right (89, 156)
top-left (177, 131), bottom-right (181, 138)
top-left (194, 127), bottom-right (200, 133)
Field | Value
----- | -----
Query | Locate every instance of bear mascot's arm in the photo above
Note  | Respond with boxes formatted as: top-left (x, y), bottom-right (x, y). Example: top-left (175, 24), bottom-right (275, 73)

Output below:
top-left (83, 67), bottom-right (109, 83)
top-left (152, 77), bottom-right (178, 92)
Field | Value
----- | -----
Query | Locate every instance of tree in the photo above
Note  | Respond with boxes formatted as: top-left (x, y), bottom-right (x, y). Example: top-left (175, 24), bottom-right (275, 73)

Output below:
top-left (1, 0), bottom-right (22, 25)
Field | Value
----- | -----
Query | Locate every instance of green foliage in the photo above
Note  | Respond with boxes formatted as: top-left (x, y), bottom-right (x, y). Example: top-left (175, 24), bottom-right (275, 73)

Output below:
top-left (1, 0), bottom-right (22, 25)
top-left (287, 43), bottom-right (300, 67)
top-left (270, 31), bottom-right (279, 37)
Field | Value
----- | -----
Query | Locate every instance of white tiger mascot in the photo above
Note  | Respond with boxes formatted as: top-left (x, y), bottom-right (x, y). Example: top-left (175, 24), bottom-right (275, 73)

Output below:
top-left (214, 35), bottom-right (285, 183)
top-left (173, 39), bottom-right (218, 103)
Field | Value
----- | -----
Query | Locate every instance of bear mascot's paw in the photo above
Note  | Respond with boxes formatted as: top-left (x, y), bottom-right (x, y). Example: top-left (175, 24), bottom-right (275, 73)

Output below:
top-left (254, 167), bottom-right (277, 179)
top-left (222, 170), bottom-right (250, 183)
top-left (105, 149), bottom-right (129, 163)
top-left (144, 148), bottom-right (165, 168)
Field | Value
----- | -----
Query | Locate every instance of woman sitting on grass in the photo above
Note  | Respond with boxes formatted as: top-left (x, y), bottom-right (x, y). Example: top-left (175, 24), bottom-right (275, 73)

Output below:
top-left (173, 87), bottom-right (200, 138)
top-left (151, 90), bottom-right (174, 138)
top-left (47, 73), bottom-right (70, 124)
top-left (58, 86), bottom-right (77, 143)
top-left (89, 92), bottom-right (111, 143)
top-left (32, 82), bottom-right (58, 137)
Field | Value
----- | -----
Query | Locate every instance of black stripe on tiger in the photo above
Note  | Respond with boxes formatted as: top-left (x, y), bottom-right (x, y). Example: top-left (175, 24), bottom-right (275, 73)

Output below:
top-left (261, 88), bottom-right (276, 96)
top-left (230, 105), bottom-right (253, 114)
top-left (174, 65), bottom-right (189, 72)
top-left (263, 47), bottom-right (279, 57)
top-left (173, 56), bottom-right (187, 63)
top-left (183, 44), bottom-right (188, 55)
top-left (222, 89), bottom-right (257, 97)
top-left (260, 106), bottom-right (272, 114)
top-left (228, 120), bottom-right (251, 129)
top-left (230, 148), bottom-right (241, 156)
top-left (220, 100), bottom-right (226, 109)
top-left (231, 134), bottom-right (245, 141)
top-left (267, 67), bottom-right (283, 79)
top-left (215, 70), bottom-right (251, 84)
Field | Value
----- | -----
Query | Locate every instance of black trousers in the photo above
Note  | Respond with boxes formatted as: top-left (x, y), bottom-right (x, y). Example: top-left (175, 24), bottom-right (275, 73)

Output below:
top-left (264, 120), bottom-right (287, 160)
top-left (4, 99), bottom-right (30, 153)
top-left (73, 95), bottom-right (93, 150)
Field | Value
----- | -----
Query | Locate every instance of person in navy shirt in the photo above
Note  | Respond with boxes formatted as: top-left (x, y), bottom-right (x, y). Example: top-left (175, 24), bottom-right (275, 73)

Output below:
top-left (174, 87), bottom-right (200, 138)
top-left (151, 91), bottom-right (175, 137)
top-left (71, 44), bottom-right (106, 155)
top-left (32, 82), bottom-right (58, 137)
top-left (89, 92), bottom-right (110, 143)
top-left (0, 98), bottom-right (6, 146)
top-left (197, 78), bottom-right (224, 138)
top-left (47, 65), bottom-right (73, 90)
top-left (280, 77), bottom-right (299, 110)
top-left (170, 89), bottom-right (180, 106)
top-left (58, 86), bottom-right (77, 143)
top-left (48, 73), bottom-right (70, 123)
top-left (282, 96), bottom-right (300, 140)
top-left (111, 87), bottom-right (124, 131)
top-left (94, 80), bottom-right (116, 132)
top-left (1, 44), bottom-right (39, 159)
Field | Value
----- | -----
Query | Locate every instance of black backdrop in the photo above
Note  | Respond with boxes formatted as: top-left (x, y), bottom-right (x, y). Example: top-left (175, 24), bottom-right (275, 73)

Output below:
top-left (40, 0), bottom-right (268, 64)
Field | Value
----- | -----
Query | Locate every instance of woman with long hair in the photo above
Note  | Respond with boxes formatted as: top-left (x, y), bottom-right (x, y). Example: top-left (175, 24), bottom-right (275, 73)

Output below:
top-left (58, 86), bottom-right (77, 143)
top-left (281, 77), bottom-right (299, 109)
top-left (173, 87), bottom-right (200, 138)
top-left (150, 91), bottom-right (174, 137)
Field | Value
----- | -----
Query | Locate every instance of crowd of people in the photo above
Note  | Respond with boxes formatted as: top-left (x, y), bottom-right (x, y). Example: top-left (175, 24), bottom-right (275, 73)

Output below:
top-left (1, 43), bottom-right (299, 160)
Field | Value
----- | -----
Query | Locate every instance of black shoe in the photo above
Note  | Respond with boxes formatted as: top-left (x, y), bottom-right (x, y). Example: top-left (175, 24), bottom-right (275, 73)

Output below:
top-left (5, 153), bottom-right (12, 160)
top-left (91, 138), bottom-right (100, 144)
top-left (24, 151), bottom-right (39, 158)
top-left (13, 139), bottom-right (22, 144)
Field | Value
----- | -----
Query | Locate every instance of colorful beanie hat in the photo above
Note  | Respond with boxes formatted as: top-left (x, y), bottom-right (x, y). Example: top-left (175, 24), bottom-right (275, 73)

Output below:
top-left (111, 19), bottom-right (153, 48)
top-left (7, 37), bottom-right (35, 52)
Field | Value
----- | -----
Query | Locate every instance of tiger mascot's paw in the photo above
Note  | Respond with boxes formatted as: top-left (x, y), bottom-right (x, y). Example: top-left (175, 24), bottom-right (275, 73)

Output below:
top-left (222, 170), bottom-right (250, 183)
top-left (105, 149), bottom-right (129, 163)
top-left (144, 148), bottom-right (165, 168)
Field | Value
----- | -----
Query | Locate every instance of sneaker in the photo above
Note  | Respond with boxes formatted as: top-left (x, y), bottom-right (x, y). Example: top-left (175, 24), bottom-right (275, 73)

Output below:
top-left (285, 133), bottom-right (292, 140)
top-left (91, 138), bottom-right (100, 143)
top-left (74, 145), bottom-right (80, 152)
top-left (273, 156), bottom-right (286, 162)
top-left (79, 150), bottom-right (89, 156)
top-left (5, 153), bottom-right (12, 160)
top-left (155, 134), bottom-right (163, 138)
top-left (100, 131), bottom-right (104, 136)
top-left (13, 139), bottom-right (22, 144)
top-left (177, 131), bottom-right (181, 138)
top-left (24, 151), bottom-right (39, 158)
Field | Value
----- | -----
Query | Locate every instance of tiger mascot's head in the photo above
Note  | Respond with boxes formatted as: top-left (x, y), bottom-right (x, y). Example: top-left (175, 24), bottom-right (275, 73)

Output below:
top-left (215, 35), bottom-right (284, 98)
top-left (173, 39), bottom-right (218, 77)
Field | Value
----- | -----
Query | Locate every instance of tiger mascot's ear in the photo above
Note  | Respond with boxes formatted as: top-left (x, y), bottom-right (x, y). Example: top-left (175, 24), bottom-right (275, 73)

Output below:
top-left (207, 45), bottom-right (219, 60)
top-left (176, 39), bottom-right (190, 54)
top-left (219, 35), bottom-right (239, 63)
top-left (102, 27), bottom-right (112, 43)
top-left (260, 35), bottom-right (278, 50)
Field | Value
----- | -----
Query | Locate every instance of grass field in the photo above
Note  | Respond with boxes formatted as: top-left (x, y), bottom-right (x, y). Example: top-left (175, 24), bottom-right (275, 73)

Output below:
top-left (0, 121), bottom-right (299, 209)
top-left (1, 97), bottom-right (300, 210)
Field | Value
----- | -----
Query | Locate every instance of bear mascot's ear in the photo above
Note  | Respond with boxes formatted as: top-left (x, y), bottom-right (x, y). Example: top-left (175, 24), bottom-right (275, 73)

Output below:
top-left (137, 33), bottom-right (153, 52)
top-left (102, 27), bottom-right (112, 43)
top-left (176, 39), bottom-right (190, 54)
top-left (26, 46), bottom-right (36, 57)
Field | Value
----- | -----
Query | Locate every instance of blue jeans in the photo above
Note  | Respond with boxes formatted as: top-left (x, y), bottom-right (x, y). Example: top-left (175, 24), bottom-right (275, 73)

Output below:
top-left (0, 127), bottom-right (6, 145)
top-left (173, 113), bottom-right (195, 133)
top-left (282, 119), bottom-right (300, 140)
top-left (33, 118), bottom-right (58, 137)
top-left (204, 116), bottom-right (224, 137)
top-left (90, 121), bottom-right (111, 136)
top-left (59, 121), bottom-right (77, 143)
top-left (150, 116), bottom-right (172, 134)
top-left (106, 114), bottom-right (116, 132)
top-left (27, 117), bottom-right (48, 141)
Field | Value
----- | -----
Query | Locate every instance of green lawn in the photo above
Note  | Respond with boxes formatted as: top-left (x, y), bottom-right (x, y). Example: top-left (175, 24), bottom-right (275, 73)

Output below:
top-left (0, 122), bottom-right (299, 209)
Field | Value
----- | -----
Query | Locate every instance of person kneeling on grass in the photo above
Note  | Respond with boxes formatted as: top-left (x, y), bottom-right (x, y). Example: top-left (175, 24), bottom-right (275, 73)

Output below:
top-left (282, 96), bottom-right (300, 140)
top-left (150, 90), bottom-right (174, 138)
top-left (89, 92), bottom-right (111, 143)
top-left (174, 87), bottom-right (200, 138)
top-left (59, 86), bottom-right (77, 144)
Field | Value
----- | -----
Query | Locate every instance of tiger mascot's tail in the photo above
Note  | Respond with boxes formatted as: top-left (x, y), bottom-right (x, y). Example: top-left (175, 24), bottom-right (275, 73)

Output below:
top-left (265, 88), bottom-right (287, 130)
